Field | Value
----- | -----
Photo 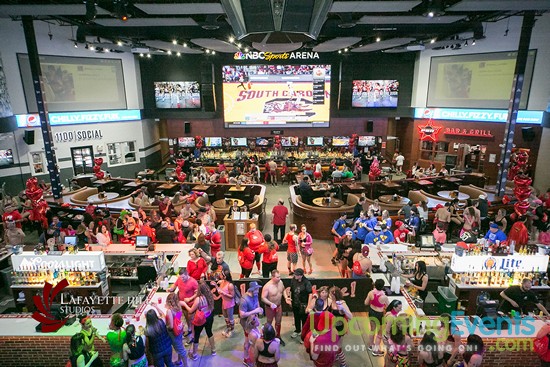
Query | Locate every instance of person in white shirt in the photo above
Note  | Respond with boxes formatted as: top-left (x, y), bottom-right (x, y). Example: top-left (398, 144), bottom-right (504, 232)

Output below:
top-left (395, 153), bottom-right (405, 173)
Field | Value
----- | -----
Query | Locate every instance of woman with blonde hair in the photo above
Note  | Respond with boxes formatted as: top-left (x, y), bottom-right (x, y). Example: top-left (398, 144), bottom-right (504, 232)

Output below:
top-left (181, 280), bottom-right (216, 360)
top-left (187, 248), bottom-right (207, 281)
top-left (381, 210), bottom-right (392, 230)
top-left (297, 224), bottom-right (314, 275)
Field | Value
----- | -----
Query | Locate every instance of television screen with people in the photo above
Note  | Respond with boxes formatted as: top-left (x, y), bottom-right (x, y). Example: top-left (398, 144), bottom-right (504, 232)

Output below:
top-left (352, 80), bottom-right (399, 108)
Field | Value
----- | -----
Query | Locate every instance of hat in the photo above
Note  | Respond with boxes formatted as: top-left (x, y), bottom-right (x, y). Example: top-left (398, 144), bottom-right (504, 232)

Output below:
top-left (120, 209), bottom-right (130, 219)
top-left (161, 221), bottom-right (168, 228)
top-left (345, 230), bottom-right (353, 236)
top-left (362, 246), bottom-right (370, 257)
top-left (479, 194), bottom-right (487, 200)
top-left (395, 221), bottom-right (403, 228)
top-left (294, 268), bottom-right (305, 276)
top-left (132, 211), bottom-right (139, 219)
top-left (490, 222), bottom-right (499, 229)
top-left (182, 220), bottom-right (190, 227)
top-left (374, 225), bottom-right (381, 231)
top-left (247, 281), bottom-right (262, 291)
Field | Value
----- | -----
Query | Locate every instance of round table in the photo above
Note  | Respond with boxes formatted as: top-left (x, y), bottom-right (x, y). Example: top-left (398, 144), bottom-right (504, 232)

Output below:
top-left (437, 190), bottom-right (470, 201)
top-left (378, 195), bottom-right (410, 205)
top-left (312, 197), bottom-right (344, 208)
top-left (212, 198), bottom-right (245, 209)
top-left (87, 192), bottom-right (120, 203)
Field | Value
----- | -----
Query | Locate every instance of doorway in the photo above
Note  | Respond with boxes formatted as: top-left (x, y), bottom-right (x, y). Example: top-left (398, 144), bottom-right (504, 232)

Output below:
top-left (71, 146), bottom-right (94, 175)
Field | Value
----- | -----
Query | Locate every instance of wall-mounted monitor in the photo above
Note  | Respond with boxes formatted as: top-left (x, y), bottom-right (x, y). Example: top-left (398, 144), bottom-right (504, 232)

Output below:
top-left (230, 137), bottom-right (248, 147)
top-left (204, 137), bottom-right (222, 148)
top-left (178, 137), bottom-right (195, 147)
top-left (64, 236), bottom-right (76, 245)
top-left (154, 81), bottom-right (200, 109)
top-left (427, 50), bottom-right (536, 109)
top-left (306, 136), bottom-right (324, 146)
top-left (135, 235), bottom-right (151, 251)
top-left (352, 80), bottom-right (399, 108)
top-left (358, 136), bottom-right (376, 147)
top-left (281, 136), bottom-right (299, 147)
top-left (256, 137), bottom-right (271, 147)
top-left (0, 149), bottom-right (14, 166)
top-left (222, 64), bottom-right (331, 128)
top-left (332, 136), bottom-right (350, 147)
top-left (18, 54), bottom-right (127, 113)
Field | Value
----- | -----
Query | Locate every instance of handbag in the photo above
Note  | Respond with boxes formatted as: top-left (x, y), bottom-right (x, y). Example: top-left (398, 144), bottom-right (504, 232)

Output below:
top-left (192, 297), bottom-right (208, 326)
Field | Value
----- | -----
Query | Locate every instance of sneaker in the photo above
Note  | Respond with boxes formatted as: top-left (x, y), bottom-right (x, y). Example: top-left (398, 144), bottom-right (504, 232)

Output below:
top-left (291, 332), bottom-right (300, 339)
top-left (372, 351), bottom-right (385, 357)
top-left (211, 350), bottom-right (217, 356)
top-left (189, 354), bottom-right (198, 361)
top-left (185, 338), bottom-right (192, 346)
top-left (331, 258), bottom-right (337, 265)
top-left (221, 330), bottom-right (228, 337)
top-left (367, 346), bottom-right (373, 351)
top-left (279, 338), bottom-right (286, 347)
top-left (242, 358), bottom-right (253, 367)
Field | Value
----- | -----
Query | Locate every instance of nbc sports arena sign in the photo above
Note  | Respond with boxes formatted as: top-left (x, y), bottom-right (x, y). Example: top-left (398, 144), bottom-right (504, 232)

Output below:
top-left (11, 251), bottom-right (106, 272)
top-left (16, 109), bottom-right (141, 127)
top-left (414, 108), bottom-right (544, 124)
top-left (234, 51), bottom-right (320, 61)
top-left (450, 254), bottom-right (548, 272)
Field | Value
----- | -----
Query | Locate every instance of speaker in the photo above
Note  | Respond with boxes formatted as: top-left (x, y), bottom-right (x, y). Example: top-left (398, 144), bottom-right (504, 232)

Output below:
top-left (521, 127), bottom-right (536, 141)
top-left (23, 130), bottom-right (35, 144)
top-left (366, 120), bottom-right (374, 133)
top-left (201, 62), bottom-right (216, 112)
top-left (184, 122), bottom-right (191, 134)
top-left (542, 111), bottom-right (550, 128)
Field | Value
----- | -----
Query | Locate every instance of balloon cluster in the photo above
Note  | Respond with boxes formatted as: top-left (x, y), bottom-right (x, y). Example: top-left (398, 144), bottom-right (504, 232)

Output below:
top-left (507, 150), bottom-right (529, 180)
top-left (368, 157), bottom-right (381, 181)
top-left (175, 158), bottom-right (187, 182)
top-left (513, 174), bottom-right (532, 216)
top-left (349, 134), bottom-right (358, 152)
top-left (274, 135), bottom-right (282, 150)
top-left (93, 158), bottom-right (105, 180)
top-left (25, 177), bottom-right (49, 228)
top-left (195, 136), bottom-right (203, 149)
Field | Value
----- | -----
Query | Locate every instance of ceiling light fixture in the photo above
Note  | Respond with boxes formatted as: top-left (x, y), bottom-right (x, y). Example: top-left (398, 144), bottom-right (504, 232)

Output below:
top-left (167, 50), bottom-right (172, 55)
top-left (472, 39), bottom-right (476, 45)
top-left (431, 39), bottom-right (436, 44)
top-left (344, 48), bottom-right (349, 52)
top-left (74, 42), bottom-right (78, 48)
top-left (89, 45), bottom-right (95, 51)
top-left (237, 43), bottom-right (242, 48)
top-left (104, 48), bottom-right (110, 52)
top-left (147, 54), bottom-right (151, 58)
top-left (139, 53), bottom-right (144, 57)
top-left (338, 13), bottom-right (357, 29)
top-left (376, 37), bottom-right (381, 42)
top-left (244, 47), bottom-right (249, 52)
top-left (117, 41), bottom-right (123, 46)
top-left (172, 40), bottom-right (177, 45)
top-left (183, 42), bottom-right (187, 48)
top-left (176, 52), bottom-right (181, 57)
top-left (229, 36), bottom-right (235, 43)
top-left (212, 51), bottom-right (216, 55)
top-left (338, 50), bottom-right (342, 54)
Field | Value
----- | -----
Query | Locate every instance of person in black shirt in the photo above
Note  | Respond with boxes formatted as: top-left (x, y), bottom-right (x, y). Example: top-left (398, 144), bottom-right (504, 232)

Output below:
top-left (298, 176), bottom-right (315, 205)
top-left (500, 279), bottom-right (550, 316)
top-left (156, 221), bottom-right (176, 243)
top-left (285, 268), bottom-right (312, 338)
top-left (353, 196), bottom-right (366, 221)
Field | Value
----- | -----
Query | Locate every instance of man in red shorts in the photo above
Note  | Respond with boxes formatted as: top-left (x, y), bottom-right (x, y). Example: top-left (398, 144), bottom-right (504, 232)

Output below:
top-left (245, 223), bottom-right (265, 274)
top-left (282, 224), bottom-right (299, 275)
top-left (261, 270), bottom-right (286, 346)
top-left (168, 268), bottom-right (198, 342)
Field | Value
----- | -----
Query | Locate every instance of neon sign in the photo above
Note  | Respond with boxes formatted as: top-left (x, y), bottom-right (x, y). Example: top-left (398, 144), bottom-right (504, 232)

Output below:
top-left (444, 128), bottom-right (494, 138)
top-left (418, 120), bottom-right (442, 141)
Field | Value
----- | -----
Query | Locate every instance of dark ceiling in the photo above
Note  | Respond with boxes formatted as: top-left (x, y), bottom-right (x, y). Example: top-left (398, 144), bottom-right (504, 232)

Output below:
top-left (0, 0), bottom-right (549, 54)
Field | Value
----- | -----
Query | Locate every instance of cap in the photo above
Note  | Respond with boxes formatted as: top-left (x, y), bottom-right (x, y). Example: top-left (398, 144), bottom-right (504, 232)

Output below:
top-left (345, 230), bottom-right (353, 236)
top-left (395, 221), bottom-right (403, 228)
top-left (294, 268), bottom-right (305, 276)
top-left (362, 246), bottom-right (370, 257)
top-left (374, 225), bottom-right (382, 231)
top-left (490, 222), bottom-right (499, 229)
top-left (161, 221), bottom-right (168, 228)
top-left (247, 281), bottom-right (262, 291)
top-left (479, 194), bottom-right (487, 200)
top-left (182, 220), bottom-right (190, 227)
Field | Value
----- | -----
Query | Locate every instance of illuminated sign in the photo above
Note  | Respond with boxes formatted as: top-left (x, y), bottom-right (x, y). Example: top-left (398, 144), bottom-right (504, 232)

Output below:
top-left (417, 120), bottom-right (442, 141)
top-left (54, 129), bottom-right (103, 143)
top-left (16, 109), bottom-right (141, 127)
top-left (444, 128), bottom-right (494, 138)
top-left (414, 108), bottom-right (543, 124)
top-left (451, 254), bottom-right (549, 272)
top-left (233, 51), bottom-right (320, 61)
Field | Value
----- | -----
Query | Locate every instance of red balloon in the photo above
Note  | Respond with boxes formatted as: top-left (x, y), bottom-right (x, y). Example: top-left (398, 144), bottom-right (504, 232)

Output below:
top-left (175, 166), bottom-right (182, 174)
top-left (176, 158), bottom-right (185, 167)
top-left (94, 158), bottom-right (103, 166)
top-left (177, 173), bottom-right (186, 182)
top-left (502, 195), bottom-right (511, 205)
top-left (95, 171), bottom-right (105, 179)
top-left (514, 200), bottom-right (530, 216)
top-left (93, 165), bottom-right (101, 173)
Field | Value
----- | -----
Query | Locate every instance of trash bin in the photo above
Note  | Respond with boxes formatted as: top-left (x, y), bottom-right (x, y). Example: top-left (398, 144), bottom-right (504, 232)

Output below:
top-left (437, 286), bottom-right (458, 314)
top-left (217, 225), bottom-right (226, 251)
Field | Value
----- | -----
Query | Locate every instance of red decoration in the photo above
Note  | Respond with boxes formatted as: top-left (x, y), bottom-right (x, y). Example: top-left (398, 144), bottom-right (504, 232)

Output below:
top-left (177, 173), bottom-right (187, 182)
top-left (348, 134), bottom-right (358, 152)
top-left (368, 157), bottom-right (381, 181)
top-left (502, 195), bottom-right (511, 205)
top-left (418, 120), bottom-right (442, 142)
top-left (273, 135), bottom-right (282, 150)
top-left (92, 157), bottom-right (104, 180)
top-left (512, 174), bottom-right (532, 216)
top-left (25, 177), bottom-right (49, 229)
top-left (195, 136), bottom-right (203, 149)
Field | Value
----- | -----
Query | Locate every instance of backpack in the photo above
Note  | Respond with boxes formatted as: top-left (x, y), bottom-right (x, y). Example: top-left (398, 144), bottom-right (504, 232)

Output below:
top-left (172, 311), bottom-right (184, 336)
top-left (534, 335), bottom-right (550, 362)
top-left (352, 260), bottom-right (363, 276)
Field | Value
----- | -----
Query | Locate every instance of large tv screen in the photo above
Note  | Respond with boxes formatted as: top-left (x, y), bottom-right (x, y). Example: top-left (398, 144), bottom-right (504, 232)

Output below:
top-left (352, 80), bottom-right (399, 108)
top-left (427, 50), bottom-right (536, 109)
top-left (154, 81), bottom-right (201, 109)
top-left (332, 136), bottom-right (350, 147)
top-left (281, 136), bottom-right (299, 147)
top-left (222, 64), bottom-right (331, 128)
top-left (17, 54), bottom-right (127, 113)
top-left (307, 136), bottom-right (324, 146)
top-left (230, 137), bottom-right (248, 147)
top-left (178, 137), bottom-right (195, 147)
top-left (256, 137), bottom-right (271, 147)
top-left (204, 137), bottom-right (222, 148)
top-left (358, 136), bottom-right (376, 147)
top-left (0, 149), bottom-right (14, 166)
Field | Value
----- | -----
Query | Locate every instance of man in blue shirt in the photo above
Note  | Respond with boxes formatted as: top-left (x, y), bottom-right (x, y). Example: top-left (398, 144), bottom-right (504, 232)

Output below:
top-left (353, 211), bottom-right (370, 242)
top-left (365, 209), bottom-right (379, 232)
top-left (484, 222), bottom-right (507, 244)
top-left (364, 225), bottom-right (384, 245)
top-left (331, 213), bottom-right (348, 265)
top-left (379, 223), bottom-right (395, 244)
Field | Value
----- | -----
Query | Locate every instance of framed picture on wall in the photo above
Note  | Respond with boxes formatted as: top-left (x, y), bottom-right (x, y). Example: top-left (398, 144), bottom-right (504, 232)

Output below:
top-left (29, 151), bottom-right (46, 175)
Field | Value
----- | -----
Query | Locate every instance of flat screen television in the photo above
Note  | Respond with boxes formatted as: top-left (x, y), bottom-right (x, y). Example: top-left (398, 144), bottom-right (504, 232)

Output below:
top-left (256, 137), bottom-right (271, 147)
top-left (0, 149), bottom-right (14, 166)
top-left (64, 236), bottom-right (76, 245)
top-left (332, 136), bottom-right (350, 147)
top-left (154, 81), bottom-right (201, 109)
top-left (204, 137), bottom-right (222, 148)
top-left (178, 137), bottom-right (195, 147)
top-left (230, 137), bottom-right (248, 147)
top-left (352, 80), bottom-right (399, 108)
top-left (281, 136), bottom-right (299, 147)
top-left (306, 136), bottom-right (323, 146)
top-left (135, 235), bottom-right (151, 251)
top-left (358, 136), bottom-right (376, 147)
top-left (222, 64), bottom-right (331, 128)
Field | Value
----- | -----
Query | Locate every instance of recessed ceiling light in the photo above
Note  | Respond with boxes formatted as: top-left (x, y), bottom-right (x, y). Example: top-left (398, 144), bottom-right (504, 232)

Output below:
top-left (237, 43), bottom-right (242, 48)
top-left (139, 53), bottom-right (143, 57)
top-left (206, 49), bottom-right (210, 53)
top-left (344, 48), bottom-right (348, 52)
top-left (183, 42), bottom-right (187, 47)
top-left (117, 41), bottom-right (123, 46)
top-left (147, 54), bottom-right (151, 58)
top-left (89, 45), bottom-right (95, 51)
top-left (167, 50), bottom-right (172, 55)
top-left (229, 36), bottom-right (235, 43)
top-left (376, 37), bottom-right (381, 42)
top-left (176, 52), bottom-right (181, 57)
top-left (172, 40), bottom-right (177, 45)
top-left (212, 51), bottom-right (216, 55)
top-left (431, 39), bottom-right (436, 44)
top-left (338, 50), bottom-right (342, 54)
top-left (428, 11), bottom-right (434, 18)
top-left (244, 47), bottom-right (249, 52)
